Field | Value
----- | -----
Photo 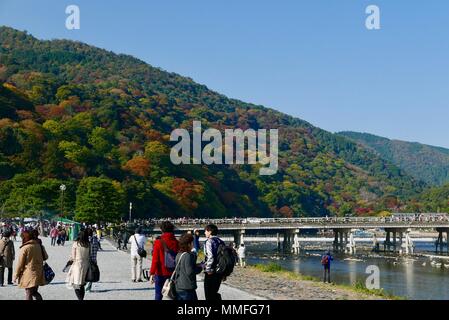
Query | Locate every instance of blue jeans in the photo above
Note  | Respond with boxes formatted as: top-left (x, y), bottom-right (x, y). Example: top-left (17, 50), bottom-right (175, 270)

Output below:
top-left (176, 289), bottom-right (198, 301)
top-left (154, 275), bottom-right (170, 300)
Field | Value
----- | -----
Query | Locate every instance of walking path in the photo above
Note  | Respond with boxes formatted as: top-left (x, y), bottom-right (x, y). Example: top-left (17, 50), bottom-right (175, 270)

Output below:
top-left (0, 237), bottom-right (264, 300)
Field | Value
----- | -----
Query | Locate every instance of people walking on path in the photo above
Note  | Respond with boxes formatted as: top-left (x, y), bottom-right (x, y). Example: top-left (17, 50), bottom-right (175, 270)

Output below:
top-left (203, 224), bottom-right (225, 301)
top-left (237, 243), bottom-right (246, 268)
top-left (50, 227), bottom-right (58, 246)
top-left (14, 229), bottom-right (48, 300)
top-left (66, 230), bottom-right (90, 300)
top-left (149, 221), bottom-right (179, 300)
top-left (116, 230), bottom-right (123, 250)
top-left (130, 227), bottom-right (146, 283)
top-left (58, 227), bottom-right (67, 246)
top-left (85, 228), bottom-right (100, 293)
top-left (174, 233), bottom-right (203, 300)
top-left (193, 229), bottom-right (200, 254)
top-left (0, 231), bottom-right (15, 286)
top-left (321, 250), bottom-right (333, 283)
top-left (121, 229), bottom-right (130, 251)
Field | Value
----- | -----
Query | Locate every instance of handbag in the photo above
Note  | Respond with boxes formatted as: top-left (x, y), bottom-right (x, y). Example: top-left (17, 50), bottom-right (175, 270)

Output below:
top-left (40, 245), bottom-right (55, 284)
top-left (162, 252), bottom-right (186, 300)
top-left (85, 244), bottom-right (100, 282)
top-left (134, 235), bottom-right (147, 258)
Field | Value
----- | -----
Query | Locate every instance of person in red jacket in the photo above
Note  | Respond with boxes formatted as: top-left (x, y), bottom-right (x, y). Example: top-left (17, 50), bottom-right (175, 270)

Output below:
top-left (149, 221), bottom-right (179, 300)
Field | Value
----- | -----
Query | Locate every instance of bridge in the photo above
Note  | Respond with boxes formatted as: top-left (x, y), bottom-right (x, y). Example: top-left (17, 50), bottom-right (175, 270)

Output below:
top-left (129, 215), bottom-right (449, 255)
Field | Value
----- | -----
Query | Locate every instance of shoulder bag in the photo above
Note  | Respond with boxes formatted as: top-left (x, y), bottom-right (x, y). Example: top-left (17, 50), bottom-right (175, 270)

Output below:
top-left (162, 252), bottom-right (187, 300)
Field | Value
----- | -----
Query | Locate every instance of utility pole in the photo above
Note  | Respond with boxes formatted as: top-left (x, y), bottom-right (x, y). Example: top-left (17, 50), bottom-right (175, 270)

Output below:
top-left (60, 184), bottom-right (66, 218)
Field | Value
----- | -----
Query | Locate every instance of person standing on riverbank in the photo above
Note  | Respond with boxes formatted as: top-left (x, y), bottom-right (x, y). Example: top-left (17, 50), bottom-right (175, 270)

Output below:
top-left (203, 224), bottom-right (225, 301)
top-left (321, 251), bottom-right (333, 283)
top-left (237, 243), bottom-right (246, 268)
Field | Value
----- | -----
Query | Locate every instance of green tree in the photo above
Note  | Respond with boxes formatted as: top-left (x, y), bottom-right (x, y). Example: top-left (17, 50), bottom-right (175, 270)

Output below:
top-left (75, 177), bottom-right (125, 223)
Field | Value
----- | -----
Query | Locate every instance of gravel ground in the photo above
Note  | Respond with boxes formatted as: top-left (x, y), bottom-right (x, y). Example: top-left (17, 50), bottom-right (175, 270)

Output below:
top-left (0, 237), bottom-right (264, 300)
top-left (224, 267), bottom-right (386, 300)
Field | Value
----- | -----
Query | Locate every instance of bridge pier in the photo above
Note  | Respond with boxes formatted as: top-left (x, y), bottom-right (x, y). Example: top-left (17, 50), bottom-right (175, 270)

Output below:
top-left (435, 228), bottom-right (449, 254)
top-left (384, 228), bottom-right (412, 254)
top-left (276, 233), bottom-right (281, 252)
top-left (346, 231), bottom-right (356, 255)
top-left (333, 229), bottom-right (351, 253)
top-left (233, 229), bottom-right (245, 247)
top-left (292, 229), bottom-right (301, 254)
top-left (282, 230), bottom-right (292, 253)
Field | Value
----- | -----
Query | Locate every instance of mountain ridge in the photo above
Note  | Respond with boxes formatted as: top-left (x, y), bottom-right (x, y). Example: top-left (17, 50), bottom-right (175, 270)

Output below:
top-left (339, 131), bottom-right (449, 186)
top-left (0, 26), bottom-right (426, 219)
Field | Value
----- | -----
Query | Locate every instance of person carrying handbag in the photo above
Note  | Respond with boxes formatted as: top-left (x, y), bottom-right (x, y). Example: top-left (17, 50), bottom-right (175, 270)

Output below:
top-left (173, 233), bottom-right (203, 300)
top-left (65, 230), bottom-right (90, 300)
top-left (130, 227), bottom-right (146, 282)
top-left (13, 228), bottom-right (48, 300)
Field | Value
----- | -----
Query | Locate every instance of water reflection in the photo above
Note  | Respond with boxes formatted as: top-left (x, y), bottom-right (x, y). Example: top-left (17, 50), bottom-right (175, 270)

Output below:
top-left (247, 241), bottom-right (449, 300)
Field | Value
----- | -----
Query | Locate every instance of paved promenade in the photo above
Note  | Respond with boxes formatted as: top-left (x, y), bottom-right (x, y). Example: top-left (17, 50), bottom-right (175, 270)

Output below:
top-left (0, 237), bottom-right (264, 300)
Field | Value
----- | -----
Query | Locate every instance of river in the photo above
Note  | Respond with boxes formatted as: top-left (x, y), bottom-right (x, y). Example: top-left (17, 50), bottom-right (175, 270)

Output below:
top-left (245, 241), bottom-right (449, 300)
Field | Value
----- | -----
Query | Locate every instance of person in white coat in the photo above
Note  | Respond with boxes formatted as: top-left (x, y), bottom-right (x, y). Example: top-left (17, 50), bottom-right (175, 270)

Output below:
top-left (129, 227), bottom-right (146, 282)
top-left (237, 243), bottom-right (246, 268)
top-left (66, 230), bottom-right (90, 300)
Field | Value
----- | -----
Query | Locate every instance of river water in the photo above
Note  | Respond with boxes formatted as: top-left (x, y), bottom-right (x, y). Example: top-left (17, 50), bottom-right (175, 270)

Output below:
top-left (245, 241), bottom-right (449, 300)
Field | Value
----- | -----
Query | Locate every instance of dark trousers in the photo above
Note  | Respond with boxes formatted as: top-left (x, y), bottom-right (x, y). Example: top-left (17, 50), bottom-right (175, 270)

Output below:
top-left (154, 275), bottom-right (170, 300)
top-left (204, 273), bottom-right (222, 301)
top-left (0, 266), bottom-right (13, 285)
top-left (25, 287), bottom-right (42, 300)
top-left (51, 237), bottom-right (56, 246)
top-left (75, 285), bottom-right (85, 300)
top-left (323, 267), bottom-right (331, 283)
top-left (176, 289), bottom-right (198, 301)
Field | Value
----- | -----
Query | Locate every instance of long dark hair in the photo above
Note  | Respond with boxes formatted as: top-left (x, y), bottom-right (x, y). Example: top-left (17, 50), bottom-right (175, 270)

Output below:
top-left (77, 230), bottom-right (90, 248)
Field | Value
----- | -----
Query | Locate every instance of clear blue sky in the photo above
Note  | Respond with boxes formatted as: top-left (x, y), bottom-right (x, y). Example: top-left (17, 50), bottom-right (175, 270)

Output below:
top-left (1, 0), bottom-right (448, 148)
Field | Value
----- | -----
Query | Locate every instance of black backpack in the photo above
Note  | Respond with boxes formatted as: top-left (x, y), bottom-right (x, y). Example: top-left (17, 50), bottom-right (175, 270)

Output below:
top-left (213, 238), bottom-right (236, 277)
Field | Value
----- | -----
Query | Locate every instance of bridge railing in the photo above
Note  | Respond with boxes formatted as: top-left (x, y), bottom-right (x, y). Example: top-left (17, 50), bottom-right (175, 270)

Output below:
top-left (140, 215), bottom-right (449, 228)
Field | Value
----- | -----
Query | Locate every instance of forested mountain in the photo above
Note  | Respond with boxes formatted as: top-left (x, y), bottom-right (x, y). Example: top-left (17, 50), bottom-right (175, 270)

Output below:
top-left (339, 131), bottom-right (449, 186)
top-left (0, 26), bottom-right (426, 221)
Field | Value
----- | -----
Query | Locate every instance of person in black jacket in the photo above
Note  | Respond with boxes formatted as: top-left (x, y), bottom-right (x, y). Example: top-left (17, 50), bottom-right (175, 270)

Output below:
top-left (174, 233), bottom-right (202, 300)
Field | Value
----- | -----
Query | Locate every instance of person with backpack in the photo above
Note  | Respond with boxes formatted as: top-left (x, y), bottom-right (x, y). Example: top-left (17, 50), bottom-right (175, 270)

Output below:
top-left (149, 221), bottom-right (179, 300)
top-left (85, 228), bottom-right (100, 293)
top-left (203, 224), bottom-right (235, 301)
top-left (0, 231), bottom-right (15, 286)
top-left (174, 233), bottom-right (203, 300)
top-left (130, 227), bottom-right (146, 283)
top-left (321, 250), bottom-right (333, 283)
top-left (14, 229), bottom-right (48, 300)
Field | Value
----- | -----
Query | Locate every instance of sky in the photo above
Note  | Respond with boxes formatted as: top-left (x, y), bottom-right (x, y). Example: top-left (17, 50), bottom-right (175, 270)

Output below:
top-left (1, 0), bottom-right (448, 148)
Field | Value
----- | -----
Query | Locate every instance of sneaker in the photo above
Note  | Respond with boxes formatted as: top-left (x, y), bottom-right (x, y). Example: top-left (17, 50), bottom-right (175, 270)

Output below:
top-left (137, 279), bottom-right (143, 282)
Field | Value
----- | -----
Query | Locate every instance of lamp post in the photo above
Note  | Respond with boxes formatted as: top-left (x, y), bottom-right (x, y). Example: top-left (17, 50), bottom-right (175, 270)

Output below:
top-left (129, 202), bottom-right (132, 223)
top-left (60, 184), bottom-right (66, 217)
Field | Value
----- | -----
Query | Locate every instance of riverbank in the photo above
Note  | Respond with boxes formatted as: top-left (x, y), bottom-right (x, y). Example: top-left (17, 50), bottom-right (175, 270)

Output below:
top-left (223, 263), bottom-right (402, 300)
